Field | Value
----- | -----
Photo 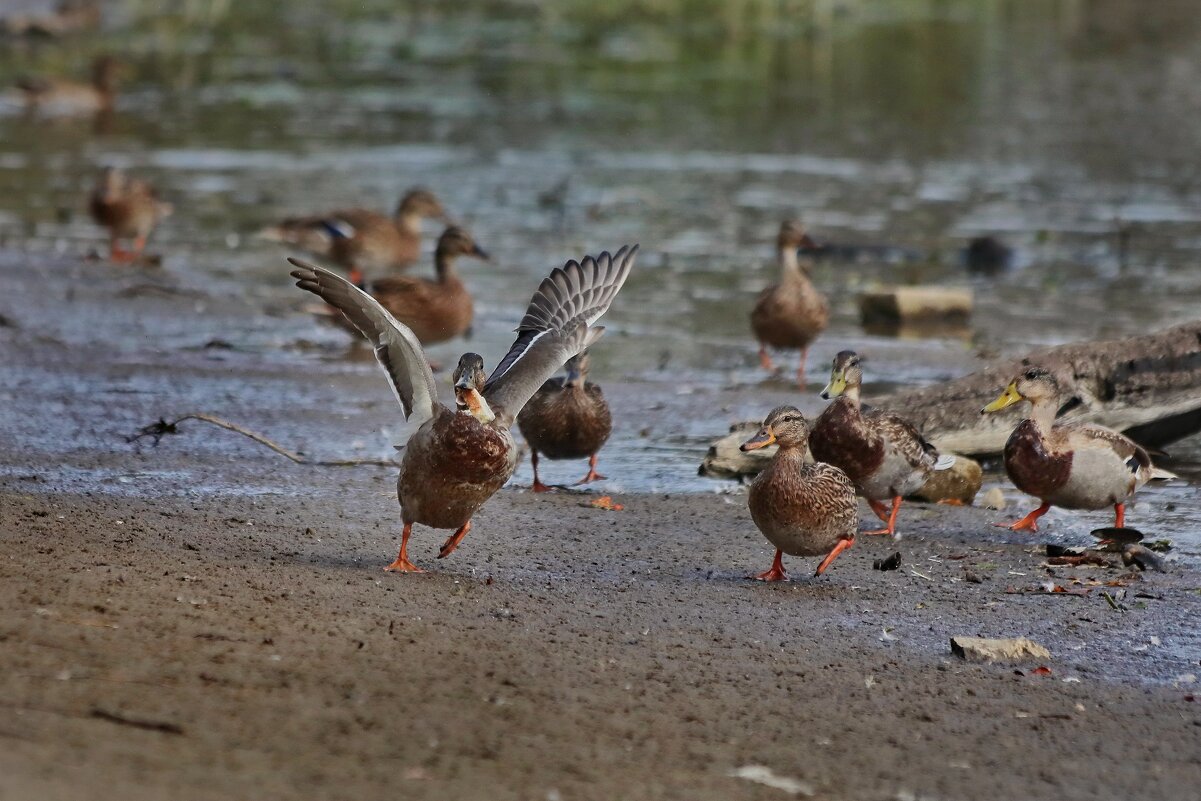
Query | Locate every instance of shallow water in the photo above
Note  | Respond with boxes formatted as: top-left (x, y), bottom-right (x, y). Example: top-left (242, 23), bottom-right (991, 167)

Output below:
top-left (1, 1), bottom-right (1199, 554)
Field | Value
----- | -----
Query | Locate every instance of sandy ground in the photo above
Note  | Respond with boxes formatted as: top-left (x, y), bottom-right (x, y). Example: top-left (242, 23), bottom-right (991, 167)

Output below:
top-left (1, 251), bottom-right (1200, 801)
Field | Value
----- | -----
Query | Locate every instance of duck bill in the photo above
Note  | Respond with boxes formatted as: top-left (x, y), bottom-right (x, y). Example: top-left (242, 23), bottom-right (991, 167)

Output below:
top-left (798, 233), bottom-right (819, 251)
top-left (471, 243), bottom-right (490, 260)
top-left (820, 373), bottom-right (847, 400)
top-left (564, 363), bottom-right (583, 388)
top-left (740, 428), bottom-right (777, 452)
top-left (982, 382), bottom-right (1023, 414)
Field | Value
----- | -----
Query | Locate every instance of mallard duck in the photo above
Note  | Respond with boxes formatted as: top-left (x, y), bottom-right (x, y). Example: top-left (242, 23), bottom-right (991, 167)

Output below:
top-left (359, 226), bottom-right (488, 345)
top-left (17, 55), bottom-right (118, 115)
top-left (262, 187), bottom-right (447, 284)
top-left (750, 220), bottom-right (828, 385)
top-left (2, 1), bottom-right (100, 37)
top-left (290, 245), bottom-right (637, 572)
top-left (981, 366), bottom-right (1153, 531)
top-left (740, 406), bottom-right (858, 580)
top-left (516, 350), bottom-right (612, 492)
top-left (809, 351), bottom-right (955, 537)
top-left (89, 167), bottom-right (172, 263)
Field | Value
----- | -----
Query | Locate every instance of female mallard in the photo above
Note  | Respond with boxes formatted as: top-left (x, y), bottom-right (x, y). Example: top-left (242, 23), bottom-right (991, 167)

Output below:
top-left (516, 350), bottom-right (612, 491)
top-left (750, 220), bottom-right (828, 385)
top-left (262, 187), bottom-right (447, 284)
top-left (89, 167), bottom-right (173, 263)
top-left (981, 366), bottom-right (1153, 531)
top-left (740, 406), bottom-right (858, 580)
top-left (809, 351), bottom-right (954, 537)
top-left (17, 55), bottom-right (119, 115)
top-left (364, 226), bottom-right (488, 345)
top-left (290, 245), bottom-right (637, 572)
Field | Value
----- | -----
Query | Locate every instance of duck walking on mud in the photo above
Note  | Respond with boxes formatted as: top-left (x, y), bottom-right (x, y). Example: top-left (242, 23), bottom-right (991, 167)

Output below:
top-left (741, 406), bottom-right (858, 580)
top-left (982, 367), bottom-right (1154, 532)
top-left (809, 351), bottom-right (954, 538)
top-left (517, 350), bottom-right (612, 492)
top-left (290, 245), bottom-right (637, 572)
top-left (750, 220), bottom-right (828, 385)
top-left (263, 187), bottom-right (447, 284)
top-left (89, 166), bottom-right (172, 263)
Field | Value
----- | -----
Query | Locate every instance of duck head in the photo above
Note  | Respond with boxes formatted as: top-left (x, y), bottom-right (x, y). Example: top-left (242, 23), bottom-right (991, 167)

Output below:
top-left (396, 187), bottom-right (449, 224)
top-left (436, 225), bottom-right (489, 261)
top-left (821, 351), bottom-right (863, 400)
top-left (982, 366), bottom-right (1060, 414)
top-left (453, 353), bottom-right (495, 423)
top-left (564, 351), bottom-right (590, 389)
top-left (741, 405), bottom-right (810, 452)
top-left (778, 220), bottom-right (818, 252)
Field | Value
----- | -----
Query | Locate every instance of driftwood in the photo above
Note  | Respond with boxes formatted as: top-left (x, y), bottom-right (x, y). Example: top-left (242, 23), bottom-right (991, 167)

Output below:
top-left (701, 320), bottom-right (1201, 479)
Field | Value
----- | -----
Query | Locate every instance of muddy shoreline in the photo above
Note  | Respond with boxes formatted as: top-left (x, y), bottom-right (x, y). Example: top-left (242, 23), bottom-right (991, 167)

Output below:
top-left (2, 250), bottom-right (1200, 800)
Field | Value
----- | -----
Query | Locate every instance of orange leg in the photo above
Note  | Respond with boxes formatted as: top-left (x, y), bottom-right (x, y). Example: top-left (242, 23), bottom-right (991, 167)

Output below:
top-left (752, 549), bottom-right (788, 582)
top-left (110, 237), bottom-right (133, 263)
top-left (994, 501), bottom-right (1051, 533)
top-left (1114, 503), bottom-right (1125, 528)
top-left (437, 520), bottom-right (472, 559)
top-left (864, 496), bottom-right (901, 536)
top-left (574, 453), bottom-right (608, 486)
top-left (758, 344), bottom-right (778, 374)
top-left (131, 234), bottom-right (147, 258)
top-left (384, 522), bottom-right (425, 573)
top-left (530, 451), bottom-right (554, 493)
top-left (796, 347), bottom-right (809, 387)
top-left (347, 266), bottom-right (364, 288)
top-left (815, 536), bottom-right (855, 576)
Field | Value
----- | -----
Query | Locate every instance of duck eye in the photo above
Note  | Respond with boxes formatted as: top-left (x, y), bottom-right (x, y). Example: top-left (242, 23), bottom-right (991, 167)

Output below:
top-left (1024, 369), bottom-right (1038, 380)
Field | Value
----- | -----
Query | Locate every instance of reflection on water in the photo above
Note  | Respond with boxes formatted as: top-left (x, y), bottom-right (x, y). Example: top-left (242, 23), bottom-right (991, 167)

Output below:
top-left (1, 1), bottom-right (1199, 553)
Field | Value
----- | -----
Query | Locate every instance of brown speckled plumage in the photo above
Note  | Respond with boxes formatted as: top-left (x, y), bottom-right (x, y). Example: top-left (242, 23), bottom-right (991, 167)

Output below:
top-left (89, 167), bottom-right (172, 260)
top-left (518, 354), bottom-right (612, 460)
top-left (290, 246), bottom-right (637, 569)
top-left (750, 221), bottom-right (828, 380)
top-left (18, 55), bottom-right (118, 115)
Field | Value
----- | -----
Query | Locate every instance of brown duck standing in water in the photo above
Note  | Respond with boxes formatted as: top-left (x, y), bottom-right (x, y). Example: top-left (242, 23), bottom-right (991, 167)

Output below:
top-left (517, 350), bottom-right (612, 491)
top-left (809, 351), bottom-right (955, 538)
top-left (364, 226), bottom-right (488, 345)
top-left (290, 245), bottom-right (637, 572)
top-left (740, 406), bottom-right (859, 580)
top-left (89, 167), bottom-right (173, 263)
top-left (261, 187), bottom-right (447, 284)
top-left (982, 367), bottom-right (1154, 532)
top-left (17, 55), bottom-right (119, 116)
top-left (750, 220), bottom-right (828, 386)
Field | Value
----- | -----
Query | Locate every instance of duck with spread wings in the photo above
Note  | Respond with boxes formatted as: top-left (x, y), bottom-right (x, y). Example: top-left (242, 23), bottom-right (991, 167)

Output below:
top-left (289, 245), bottom-right (637, 572)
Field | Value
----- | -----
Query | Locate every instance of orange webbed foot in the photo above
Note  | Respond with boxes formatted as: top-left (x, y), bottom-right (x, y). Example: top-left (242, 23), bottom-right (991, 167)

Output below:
top-left (531, 480), bottom-right (555, 493)
top-left (751, 550), bottom-right (788, 582)
top-left (993, 502), bottom-right (1051, 533)
top-left (383, 557), bottom-right (425, 573)
top-left (437, 522), bottom-right (472, 559)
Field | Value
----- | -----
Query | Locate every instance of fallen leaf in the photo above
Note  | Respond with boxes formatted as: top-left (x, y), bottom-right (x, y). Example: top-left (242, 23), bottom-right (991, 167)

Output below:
top-left (589, 496), bottom-right (624, 512)
top-left (729, 765), bottom-right (815, 797)
top-left (1029, 666), bottom-right (1053, 676)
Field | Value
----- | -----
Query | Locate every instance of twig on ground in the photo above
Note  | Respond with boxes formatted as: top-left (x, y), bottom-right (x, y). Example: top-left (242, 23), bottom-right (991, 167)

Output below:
top-left (90, 708), bottom-right (184, 735)
top-left (127, 413), bottom-right (397, 468)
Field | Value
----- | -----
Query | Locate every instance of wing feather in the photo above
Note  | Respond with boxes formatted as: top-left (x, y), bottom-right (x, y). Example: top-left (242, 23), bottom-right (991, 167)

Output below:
top-left (289, 258), bottom-right (440, 427)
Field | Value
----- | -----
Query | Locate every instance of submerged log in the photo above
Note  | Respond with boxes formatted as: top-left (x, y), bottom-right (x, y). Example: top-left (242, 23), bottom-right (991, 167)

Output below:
top-left (700, 319), bottom-right (1201, 479)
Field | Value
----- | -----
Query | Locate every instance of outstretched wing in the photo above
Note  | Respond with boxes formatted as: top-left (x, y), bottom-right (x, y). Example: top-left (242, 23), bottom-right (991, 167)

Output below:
top-left (483, 245), bottom-right (637, 424)
top-left (289, 258), bottom-right (441, 427)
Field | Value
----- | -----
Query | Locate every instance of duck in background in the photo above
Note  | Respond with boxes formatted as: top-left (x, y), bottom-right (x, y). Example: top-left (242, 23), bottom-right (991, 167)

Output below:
top-left (289, 246), bottom-right (637, 572)
top-left (17, 55), bottom-right (119, 116)
top-left (809, 351), bottom-right (955, 538)
top-left (517, 350), bottom-right (612, 492)
top-left (89, 167), bottom-right (173, 263)
top-left (740, 406), bottom-right (858, 581)
top-left (260, 187), bottom-right (448, 285)
top-left (750, 220), bottom-right (828, 386)
top-left (982, 366), bottom-right (1154, 532)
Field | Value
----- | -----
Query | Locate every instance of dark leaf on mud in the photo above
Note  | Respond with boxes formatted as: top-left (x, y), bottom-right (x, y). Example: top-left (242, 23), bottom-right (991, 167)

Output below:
top-left (1045, 544), bottom-right (1085, 557)
top-left (873, 552), bottom-right (902, 571)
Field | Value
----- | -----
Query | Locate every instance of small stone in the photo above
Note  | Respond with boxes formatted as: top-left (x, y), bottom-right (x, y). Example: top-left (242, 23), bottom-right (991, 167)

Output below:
top-left (951, 636), bottom-right (1051, 663)
top-left (980, 487), bottom-right (1007, 510)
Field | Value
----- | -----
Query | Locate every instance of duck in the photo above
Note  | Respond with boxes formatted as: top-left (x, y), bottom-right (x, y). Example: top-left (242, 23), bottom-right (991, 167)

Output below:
top-left (360, 226), bottom-right (488, 345)
top-left (88, 167), bottom-right (173, 263)
top-left (981, 366), bottom-right (1153, 532)
top-left (17, 55), bottom-right (119, 116)
top-left (750, 220), bottom-right (828, 386)
top-left (516, 350), bottom-right (612, 492)
top-left (289, 245), bottom-right (637, 572)
top-left (740, 406), bottom-right (858, 580)
top-left (262, 187), bottom-right (447, 284)
top-left (809, 351), bottom-right (955, 537)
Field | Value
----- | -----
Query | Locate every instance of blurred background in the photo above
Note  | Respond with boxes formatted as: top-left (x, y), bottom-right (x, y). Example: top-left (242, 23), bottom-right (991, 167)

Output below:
top-left (2, 0), bottom-right (1199, 522)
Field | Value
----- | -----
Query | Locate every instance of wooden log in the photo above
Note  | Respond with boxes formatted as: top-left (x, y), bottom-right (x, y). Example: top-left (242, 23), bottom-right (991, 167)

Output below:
top-left (700, 319), bottom-right (1201, 479)
top-left (859, 286), bottom-right (973, 324)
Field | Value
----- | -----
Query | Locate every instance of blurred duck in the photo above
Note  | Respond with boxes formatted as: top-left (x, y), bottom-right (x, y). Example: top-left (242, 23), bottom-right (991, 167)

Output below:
top-left (740, 406), bottom-right (858, 580)
top-left (2, 1), bottom-right (101, 37)
top-left (89, 167), bottom-right (172, 263)
top-left (809, 351), bottom-right (955, 537)
top-left (289, 246), bottom-right (636, 572)
top-left (17, 55), bottom-right (119, 116)
top-left (750, 220), bottom-right (828, 386)
top-left (360, 226), bottom-right (488, 345)
top-left (260, 187), bottom-right (447, 284)
top-left (517, 351), bottom-right (612, 491)
top-left (981, 367), bottom-right (1153, 532)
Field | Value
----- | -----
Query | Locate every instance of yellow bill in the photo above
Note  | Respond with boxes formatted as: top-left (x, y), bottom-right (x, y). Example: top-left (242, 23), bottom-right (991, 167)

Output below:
top-left (982, 381), bottom-right (1023, 414)
top-left (821, 373), bottom-right (847, 399)
top-left (740, 428), bottom-right (777, 452)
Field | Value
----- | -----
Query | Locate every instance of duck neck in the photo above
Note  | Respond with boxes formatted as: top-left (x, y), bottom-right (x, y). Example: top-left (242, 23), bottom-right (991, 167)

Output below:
top-left (775, 441), bottom-right (809, 462)
top-left (395, 211), bottom-right (423, 236)
top-left (778, 246), bottom-right (812, 282)
top-left (841, 383), bottom-right (862, 408)
top-left (1027, 398), bottom-right (1057, 438)
top-left (434, 248), bottom-right (459, 282)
